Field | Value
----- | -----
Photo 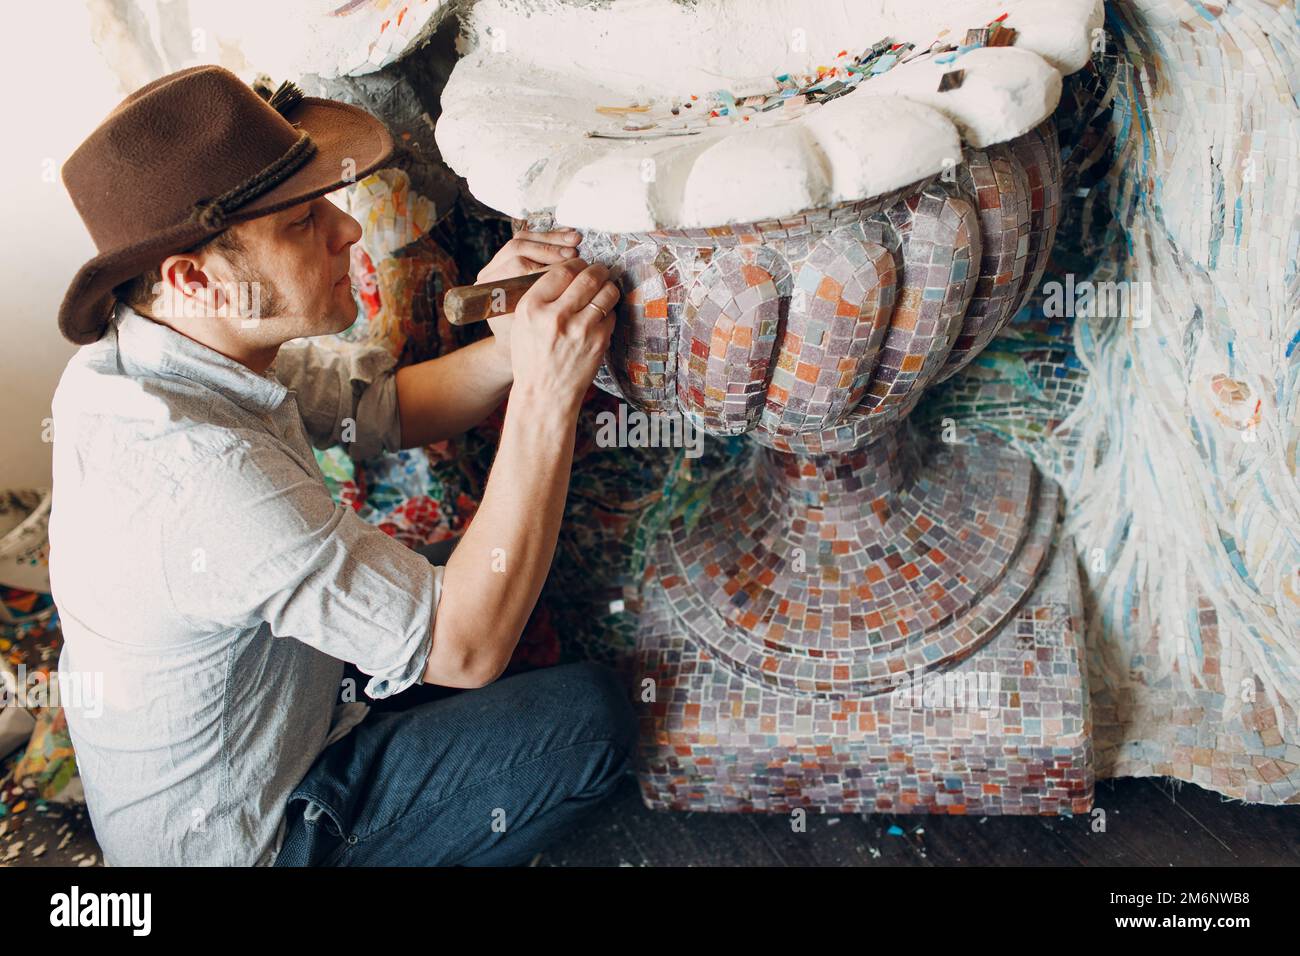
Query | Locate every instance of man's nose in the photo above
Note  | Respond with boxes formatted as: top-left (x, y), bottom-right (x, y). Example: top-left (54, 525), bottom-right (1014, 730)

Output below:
top-left (326, 201), bottom-right (363, 251)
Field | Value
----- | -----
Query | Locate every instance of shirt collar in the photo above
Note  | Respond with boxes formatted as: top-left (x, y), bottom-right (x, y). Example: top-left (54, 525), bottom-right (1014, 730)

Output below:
top-left (112, 302), bottom-right (290, 414)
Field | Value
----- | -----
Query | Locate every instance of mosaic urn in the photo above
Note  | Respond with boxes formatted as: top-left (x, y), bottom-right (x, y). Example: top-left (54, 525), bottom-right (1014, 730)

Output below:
top-left (438, 0), bottom-right (1101, 814)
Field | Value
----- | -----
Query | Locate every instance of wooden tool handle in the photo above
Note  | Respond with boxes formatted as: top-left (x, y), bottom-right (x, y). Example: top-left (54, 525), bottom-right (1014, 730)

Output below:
top-left (443, 272), bottom-right (545, 326)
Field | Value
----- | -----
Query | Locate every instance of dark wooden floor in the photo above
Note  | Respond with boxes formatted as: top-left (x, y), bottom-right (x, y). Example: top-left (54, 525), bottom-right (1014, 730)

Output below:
top-left (535, 774), bottom-right (1300, 867)
top-left (4, 773), bottom-right (1297, 867)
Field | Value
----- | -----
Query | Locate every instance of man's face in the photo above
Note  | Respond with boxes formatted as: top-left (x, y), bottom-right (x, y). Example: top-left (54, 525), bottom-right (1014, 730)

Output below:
top-left (158, 192), bottom-right (365, 351)
top-left (227, 194), bottom-right (365, 341)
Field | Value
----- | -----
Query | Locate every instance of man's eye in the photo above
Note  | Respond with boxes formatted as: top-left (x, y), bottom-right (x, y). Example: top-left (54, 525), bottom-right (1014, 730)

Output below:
top-left (295, 213), bottom-right (313, 227)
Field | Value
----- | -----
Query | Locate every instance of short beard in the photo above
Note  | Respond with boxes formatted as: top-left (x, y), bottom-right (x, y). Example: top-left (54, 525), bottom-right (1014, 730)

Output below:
top-left (215, 250), bottom-right (287, 325)
top-left (136, 244), bottom-right (287, 327)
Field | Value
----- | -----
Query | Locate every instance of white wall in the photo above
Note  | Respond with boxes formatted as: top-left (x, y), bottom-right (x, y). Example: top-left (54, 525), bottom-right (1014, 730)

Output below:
top-left (0, 3), bottom-right (124, 488)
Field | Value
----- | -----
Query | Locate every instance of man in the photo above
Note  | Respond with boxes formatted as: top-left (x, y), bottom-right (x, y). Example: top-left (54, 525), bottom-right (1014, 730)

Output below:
top-left (49, 64), bottom-right (634, 866)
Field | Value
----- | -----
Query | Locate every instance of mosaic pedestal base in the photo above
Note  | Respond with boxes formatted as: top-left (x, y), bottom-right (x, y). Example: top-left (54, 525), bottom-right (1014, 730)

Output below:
top-left (634, 462), bottom-right (1093, 815)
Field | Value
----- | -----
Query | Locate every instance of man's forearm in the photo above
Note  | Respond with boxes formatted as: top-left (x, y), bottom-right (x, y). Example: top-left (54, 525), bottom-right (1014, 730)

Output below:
top-left (421, 387), bottom-right (579, 686)
top-left (393, 337), bottom-right (512, 447)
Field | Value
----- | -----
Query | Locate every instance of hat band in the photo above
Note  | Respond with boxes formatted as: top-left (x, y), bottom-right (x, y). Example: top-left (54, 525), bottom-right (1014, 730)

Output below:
top-left (189, 131), bottom-right (318, 230)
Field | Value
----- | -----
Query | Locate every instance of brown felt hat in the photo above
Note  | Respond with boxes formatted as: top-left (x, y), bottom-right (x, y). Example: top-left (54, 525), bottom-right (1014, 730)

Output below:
top-left (58, 64), bottom-right (394, 345)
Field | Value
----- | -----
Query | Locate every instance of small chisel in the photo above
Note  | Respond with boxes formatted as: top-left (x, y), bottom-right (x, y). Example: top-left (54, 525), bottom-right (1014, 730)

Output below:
top-left (443, 272), bottom-right (546, 326)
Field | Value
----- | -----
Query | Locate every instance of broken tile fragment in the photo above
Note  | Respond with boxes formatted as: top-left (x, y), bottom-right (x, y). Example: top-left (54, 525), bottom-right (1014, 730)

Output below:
top-left (988, 24), bottom-right (1018, 47)
top-left (939, 69), bottom-right (966, 92)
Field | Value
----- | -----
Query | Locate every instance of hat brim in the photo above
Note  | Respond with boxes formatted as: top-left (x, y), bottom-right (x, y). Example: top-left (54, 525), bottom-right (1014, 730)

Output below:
top-left (57, 97), bottom-right (395, 345)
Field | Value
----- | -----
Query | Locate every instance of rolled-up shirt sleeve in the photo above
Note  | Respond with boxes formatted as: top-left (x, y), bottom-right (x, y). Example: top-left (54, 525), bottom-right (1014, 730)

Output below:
top-left (271, 338), bottom-right (403, 462)
top-left (161, 439), bottom-right (440, 700)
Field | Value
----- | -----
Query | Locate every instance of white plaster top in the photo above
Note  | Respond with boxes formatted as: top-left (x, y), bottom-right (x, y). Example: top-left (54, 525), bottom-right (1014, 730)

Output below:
top-left (435, 0), bottom-right (1103, 231)
top-left (125, 0), bottom-right (454, 80)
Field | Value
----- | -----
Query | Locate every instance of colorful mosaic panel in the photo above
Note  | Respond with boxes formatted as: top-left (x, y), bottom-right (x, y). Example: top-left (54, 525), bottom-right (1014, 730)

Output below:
top-left (499, 12), bottom-right (1300, 808)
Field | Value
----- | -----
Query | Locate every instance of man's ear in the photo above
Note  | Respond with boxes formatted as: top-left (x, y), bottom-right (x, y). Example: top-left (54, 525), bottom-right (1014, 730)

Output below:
top-left (157, 252), bottom-right (225, 321)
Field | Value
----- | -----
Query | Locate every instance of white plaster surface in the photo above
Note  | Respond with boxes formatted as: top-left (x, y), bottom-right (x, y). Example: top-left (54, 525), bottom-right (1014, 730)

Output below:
top-left (436, 0), bottom-right (1103, 229)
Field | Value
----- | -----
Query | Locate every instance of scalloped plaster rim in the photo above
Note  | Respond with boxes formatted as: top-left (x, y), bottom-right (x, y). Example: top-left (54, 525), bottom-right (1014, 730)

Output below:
top-left (435, 0), bottom-right (1103, 231)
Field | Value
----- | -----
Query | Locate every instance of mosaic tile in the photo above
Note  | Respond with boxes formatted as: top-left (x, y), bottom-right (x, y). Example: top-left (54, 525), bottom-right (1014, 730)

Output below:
top-left (608, 242), bottom-right (678, 411)
top-left (759, 222), bottom-right (896, 434)
top-left (936, 142), bottom-right (1033, 380)
top-left (677, 246), bottom-right (789, 434)
top-left (1007, 120), bottom-right (1062, 321)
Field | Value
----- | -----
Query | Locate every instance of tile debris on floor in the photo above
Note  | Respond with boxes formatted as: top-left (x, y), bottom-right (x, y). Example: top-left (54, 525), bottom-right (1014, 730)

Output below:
top-left (5, 772), bottom-right (1296, 867)
top-left (537, 775), bottom-right (1300, 867)
top-left (0, 775), bottom-right (99, 868)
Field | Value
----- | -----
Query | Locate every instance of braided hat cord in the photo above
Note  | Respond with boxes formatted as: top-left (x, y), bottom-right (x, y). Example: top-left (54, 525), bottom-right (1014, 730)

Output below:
top-left (188, 80), bottom-right (318, 230)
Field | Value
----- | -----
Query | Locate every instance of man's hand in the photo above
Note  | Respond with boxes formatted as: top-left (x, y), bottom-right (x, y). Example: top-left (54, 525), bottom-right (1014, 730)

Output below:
top-left (479, 229), bottom-right (584, 368)
top-left (511, 258), bottom-right (620, 415)
top-left (476, 229), bottom-right (582, 284)
top-left (392, 247), bottom-right (617, 452)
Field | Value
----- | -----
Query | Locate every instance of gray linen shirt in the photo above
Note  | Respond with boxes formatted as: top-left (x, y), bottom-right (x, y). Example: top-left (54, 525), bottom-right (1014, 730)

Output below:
top-left (49, 303), bottom-right (442, 866)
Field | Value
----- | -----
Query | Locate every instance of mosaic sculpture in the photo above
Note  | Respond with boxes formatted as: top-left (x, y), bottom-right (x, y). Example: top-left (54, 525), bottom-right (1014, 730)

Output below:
top-left (438, 0), bottom-right (1106, 813)
top-left (74, 0), bottom-right (1300, 810)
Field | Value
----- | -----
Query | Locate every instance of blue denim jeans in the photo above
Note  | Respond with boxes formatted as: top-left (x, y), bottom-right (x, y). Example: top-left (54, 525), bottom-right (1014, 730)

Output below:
top-left (274, 658), bottom-right (637, 866)
top-left (274, 539), bottom-right (638, 866)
